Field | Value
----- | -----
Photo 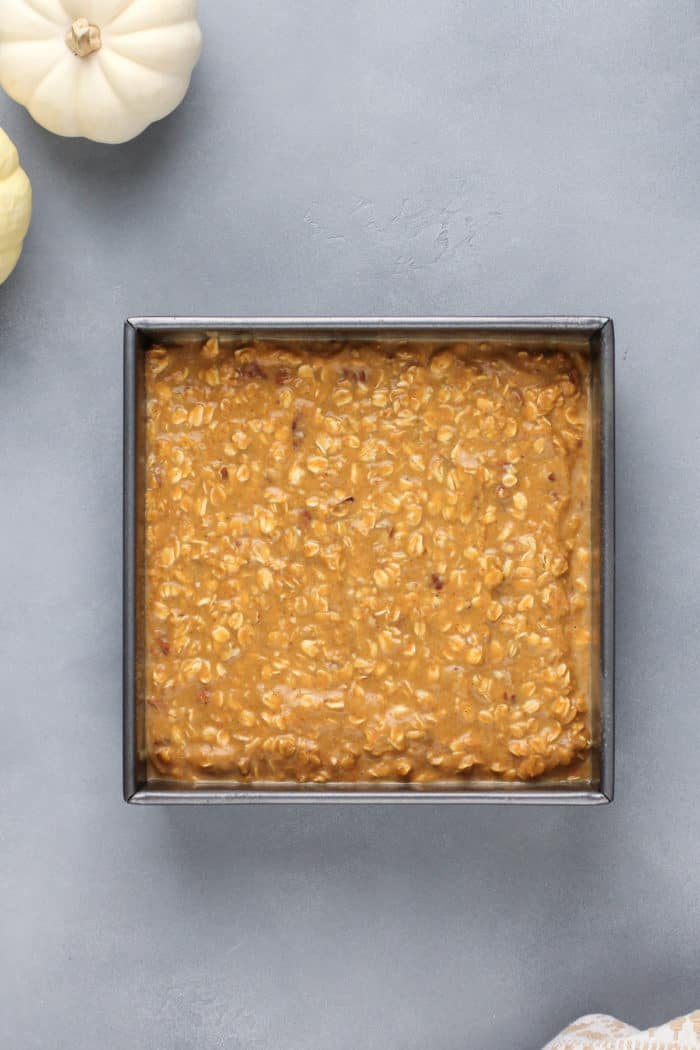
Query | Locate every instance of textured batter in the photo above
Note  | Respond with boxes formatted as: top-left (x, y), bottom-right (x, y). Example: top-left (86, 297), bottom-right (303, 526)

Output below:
top-left (144, 336), bottom-right (593, 785)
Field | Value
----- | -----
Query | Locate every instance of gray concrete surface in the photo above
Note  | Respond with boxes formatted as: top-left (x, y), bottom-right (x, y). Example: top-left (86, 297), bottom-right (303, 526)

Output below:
top-left (1, 2), bottom-right (699, 1048)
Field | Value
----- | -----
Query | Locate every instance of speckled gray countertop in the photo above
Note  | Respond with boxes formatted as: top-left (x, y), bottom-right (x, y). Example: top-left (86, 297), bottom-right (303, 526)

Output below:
top-left (1, 3), bottom-right (699, 1049)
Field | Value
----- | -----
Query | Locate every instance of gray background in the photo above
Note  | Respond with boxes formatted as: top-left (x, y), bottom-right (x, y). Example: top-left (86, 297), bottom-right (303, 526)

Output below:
top-left (1, 2), bottom-right (698, 1048)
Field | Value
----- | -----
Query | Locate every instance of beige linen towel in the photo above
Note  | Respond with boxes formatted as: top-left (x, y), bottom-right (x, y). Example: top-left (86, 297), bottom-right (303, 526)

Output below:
top-left (543, 1011), bottom-right (700, 1049)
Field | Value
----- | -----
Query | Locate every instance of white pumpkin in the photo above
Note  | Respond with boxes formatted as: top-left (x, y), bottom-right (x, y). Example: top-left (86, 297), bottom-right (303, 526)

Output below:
top-left (0, 127), bottom-right (31, 284)
top-left (0, 0), bottom-right (202, 144)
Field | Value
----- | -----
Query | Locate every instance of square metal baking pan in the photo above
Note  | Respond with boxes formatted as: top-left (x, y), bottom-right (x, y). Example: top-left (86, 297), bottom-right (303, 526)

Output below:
top-left (124, 317), bottom-right (614, 804)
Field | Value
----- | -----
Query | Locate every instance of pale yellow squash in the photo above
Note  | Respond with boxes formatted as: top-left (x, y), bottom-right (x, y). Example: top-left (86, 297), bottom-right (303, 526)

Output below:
top-left (0, 127), bottom-right (31, 284)
top-left (0, 1), bottom-right (202, 144)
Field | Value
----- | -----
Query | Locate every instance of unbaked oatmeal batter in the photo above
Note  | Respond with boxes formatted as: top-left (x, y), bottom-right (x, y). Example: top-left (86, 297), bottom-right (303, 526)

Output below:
top-left (145, 337), bottom-right (593, 784)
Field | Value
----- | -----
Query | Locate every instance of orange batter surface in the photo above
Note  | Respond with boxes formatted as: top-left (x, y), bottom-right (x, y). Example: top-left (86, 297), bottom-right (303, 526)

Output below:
top-left (144, 337), bottom-right (593, 785)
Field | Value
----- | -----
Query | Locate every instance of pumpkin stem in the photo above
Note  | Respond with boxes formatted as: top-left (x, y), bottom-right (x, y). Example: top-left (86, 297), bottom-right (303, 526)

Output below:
top-left (65, 17), bottom-right (102, 58)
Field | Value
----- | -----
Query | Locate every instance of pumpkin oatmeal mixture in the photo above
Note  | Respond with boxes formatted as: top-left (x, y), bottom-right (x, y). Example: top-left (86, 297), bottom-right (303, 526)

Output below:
top-left (144, 336), bottom-right (593, 785)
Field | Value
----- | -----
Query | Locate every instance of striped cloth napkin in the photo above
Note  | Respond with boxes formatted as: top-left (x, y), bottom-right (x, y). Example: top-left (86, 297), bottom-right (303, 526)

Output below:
top-left (543, 1012), bottom-right (700, 1049)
